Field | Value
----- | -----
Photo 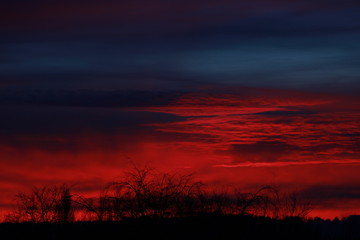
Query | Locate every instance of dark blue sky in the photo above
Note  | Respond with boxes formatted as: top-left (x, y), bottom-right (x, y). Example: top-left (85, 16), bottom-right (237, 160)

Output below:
top-left (1, 0), bottom-right (360, 95)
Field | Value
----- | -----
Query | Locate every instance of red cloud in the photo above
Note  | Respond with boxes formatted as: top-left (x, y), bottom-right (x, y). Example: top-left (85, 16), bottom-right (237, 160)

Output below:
top-left (0, 88), bottom-right (359, 219)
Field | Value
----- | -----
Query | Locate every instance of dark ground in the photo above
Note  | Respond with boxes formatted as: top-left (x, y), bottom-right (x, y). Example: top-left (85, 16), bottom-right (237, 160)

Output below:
top-left (1, 215), bottom-right (360, 240)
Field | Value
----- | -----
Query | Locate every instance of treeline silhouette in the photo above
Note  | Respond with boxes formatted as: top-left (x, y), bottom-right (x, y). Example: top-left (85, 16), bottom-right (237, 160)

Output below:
top-left (2, 166), bottom-right (360, 240)
top-left (4, 166), bottom-right (311, 223)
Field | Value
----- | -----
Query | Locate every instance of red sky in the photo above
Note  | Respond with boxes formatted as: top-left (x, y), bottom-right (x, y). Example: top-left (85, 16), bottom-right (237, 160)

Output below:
top-left (1, 0), bottom-right (360, 222)
top-left (1, 87), bottom-right (359, 220)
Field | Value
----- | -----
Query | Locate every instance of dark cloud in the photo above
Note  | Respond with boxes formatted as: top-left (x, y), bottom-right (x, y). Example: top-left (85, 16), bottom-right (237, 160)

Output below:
top-left (0, 106), bottom-right (182, 135)
top-left (225, 141), bottom-right (301, 162)
top-left (300, 185), bottom-right (360, 201)
top-left (1, 0), bottom-right (359, 32)
top-left (0, 105), bottom-right (188, 154)
top-left (223, 140), bottom-right (360, 163)
top-left (305, 144), bottom-right (358, 153)
top-left (0, 104), bottom-right (215, 155)
top-left (0, 0), bottom-right (360, 93)
top-left (0, 90), bottom-right (183, 107)
top-left (255, 110), bottom-right (315, 116)
top-left (1, 0), bottom-right (359, 94)
top-left (2, 32), bottom-right (359, 93)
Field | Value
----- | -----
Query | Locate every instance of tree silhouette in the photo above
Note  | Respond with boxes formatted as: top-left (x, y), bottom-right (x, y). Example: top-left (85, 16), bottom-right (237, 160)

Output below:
top-left (6, 185), bottom-right (74, 223)
top-left (75, 190), bottom-right (122, 222)
top-left (4, 166), bottom-right (312, 223)
top-left (104, 166), bottom-right (204, 219)
top-left (278, 193), bottom-right (312, 219)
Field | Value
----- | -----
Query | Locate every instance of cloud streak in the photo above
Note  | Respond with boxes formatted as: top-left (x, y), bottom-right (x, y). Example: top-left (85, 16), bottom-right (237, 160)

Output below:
top-left (213, 159), bottom-right (360, 168)
top-left (142, 89), bottom-right (360, 168)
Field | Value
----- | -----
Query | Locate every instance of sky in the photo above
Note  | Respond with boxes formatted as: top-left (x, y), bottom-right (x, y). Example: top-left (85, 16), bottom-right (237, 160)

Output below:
top-left (1, 0), bottom-right (360, 219)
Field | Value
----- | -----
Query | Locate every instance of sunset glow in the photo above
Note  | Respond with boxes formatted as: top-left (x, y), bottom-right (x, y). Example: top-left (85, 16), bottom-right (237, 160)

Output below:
top-left (1, 0), bottom-right (360, 221)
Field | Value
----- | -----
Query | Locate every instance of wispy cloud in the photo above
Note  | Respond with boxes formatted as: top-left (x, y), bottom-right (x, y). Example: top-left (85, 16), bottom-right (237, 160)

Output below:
top-left (213, 159), bottom-right (360, 168)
